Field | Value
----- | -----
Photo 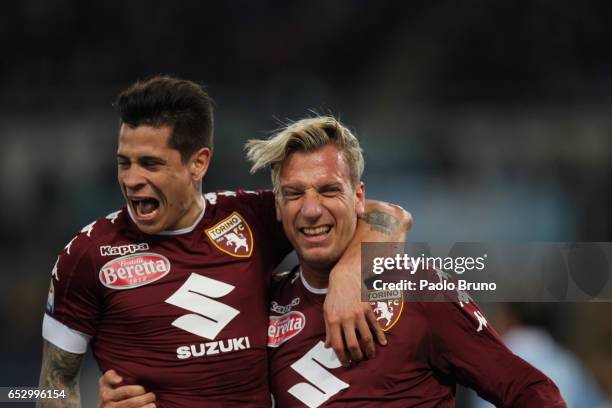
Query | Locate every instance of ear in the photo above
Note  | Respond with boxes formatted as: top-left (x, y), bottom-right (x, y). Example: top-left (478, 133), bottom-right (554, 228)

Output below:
top-left (190, 148), bottom-right (212, 181)
top-left (354, 181), bottom-right (366, 216)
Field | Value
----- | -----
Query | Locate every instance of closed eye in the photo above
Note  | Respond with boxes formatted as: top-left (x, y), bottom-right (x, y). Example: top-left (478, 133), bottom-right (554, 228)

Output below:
top-left (117, 156), bottom-right (130, 169)
top-left (319, 185), bottom-right (342, 197)
top-left (140, 157), bottom-right (166, 171)
top-left (282, 189), bottom-right (303, 200)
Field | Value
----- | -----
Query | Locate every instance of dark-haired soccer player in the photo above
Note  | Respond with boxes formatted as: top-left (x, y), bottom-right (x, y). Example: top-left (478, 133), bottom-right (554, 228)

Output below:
top-left (38, 77), bottom-right (411, 407)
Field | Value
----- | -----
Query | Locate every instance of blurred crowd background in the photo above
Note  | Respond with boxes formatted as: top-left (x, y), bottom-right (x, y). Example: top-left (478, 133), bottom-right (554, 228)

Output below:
top-left (1, 1), bottom-right (611, 406)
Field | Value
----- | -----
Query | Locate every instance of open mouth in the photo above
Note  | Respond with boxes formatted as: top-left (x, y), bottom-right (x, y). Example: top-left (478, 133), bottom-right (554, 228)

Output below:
top-left (299, 225), bottom-right (332, 239)
top-left (130, 197), bottom-right (160, 221)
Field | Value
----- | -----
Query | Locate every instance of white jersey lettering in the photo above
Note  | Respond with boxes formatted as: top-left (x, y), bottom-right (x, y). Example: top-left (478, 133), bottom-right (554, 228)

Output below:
top-left (288, 341), bottom-right (349, 408)
top-left (165, 273), bottom-right (240, 339)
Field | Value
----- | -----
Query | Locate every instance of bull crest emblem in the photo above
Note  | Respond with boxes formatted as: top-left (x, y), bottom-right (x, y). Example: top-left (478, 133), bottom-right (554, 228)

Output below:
top-left (205, 212), bottom-right (254, 258)
top-left (368, 289), bottom-right (404, 331)
top-left (373, 302), bottom-right (394, 326)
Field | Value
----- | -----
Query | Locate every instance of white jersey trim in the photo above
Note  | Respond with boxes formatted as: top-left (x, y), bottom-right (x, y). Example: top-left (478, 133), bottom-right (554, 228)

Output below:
top-left (127, 195), bottom-right (206, 236)
top-left (300, 269), bottom-right (328, 295)
top-left (42, 314), bottom-right (91, 354)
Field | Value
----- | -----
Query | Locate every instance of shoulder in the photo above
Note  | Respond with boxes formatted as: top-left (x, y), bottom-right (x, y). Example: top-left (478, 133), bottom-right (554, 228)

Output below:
top-left (270, 266), bottom-right (301, 300)
top-left (204, 189), bottom-right (277, 233)
top-left (52, 209), bottom-right (130, 276)
top-left (205, 189), bottom-right (275, 211)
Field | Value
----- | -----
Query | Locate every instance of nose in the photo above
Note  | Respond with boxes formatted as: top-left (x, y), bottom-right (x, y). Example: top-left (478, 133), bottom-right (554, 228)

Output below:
top-left (300, 190), bottom-right (323, 220)
top-left (120, 166), bottom-right (146, 192)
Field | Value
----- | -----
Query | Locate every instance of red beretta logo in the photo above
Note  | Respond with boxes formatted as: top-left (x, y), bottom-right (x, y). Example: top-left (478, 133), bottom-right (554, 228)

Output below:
top-left (267, 311), bottom-right (306, 347)
top-left (99, 252), bottom-right (170, 290)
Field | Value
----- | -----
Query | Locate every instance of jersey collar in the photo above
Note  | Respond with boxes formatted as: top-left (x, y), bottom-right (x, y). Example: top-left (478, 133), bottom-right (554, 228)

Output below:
top-left (127, 195), bottom-right (206, 236)
top-left (299, 268), bottom-right (328, 295)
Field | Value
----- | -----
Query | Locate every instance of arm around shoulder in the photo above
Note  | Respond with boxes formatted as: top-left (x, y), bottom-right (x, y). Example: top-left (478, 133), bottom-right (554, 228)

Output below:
top-left (324, 199), bottom-right (412, 364)
top-left (360, 200), bottom-right (413, 239)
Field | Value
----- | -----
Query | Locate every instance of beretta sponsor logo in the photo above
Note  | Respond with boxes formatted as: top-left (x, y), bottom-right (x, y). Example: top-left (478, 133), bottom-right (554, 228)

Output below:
top-left (99, 252), bottom-right (170, 290)
top-left (267, 311), bottom-right (306, 347)
top-left (99, 242), bottom-right (150, 257)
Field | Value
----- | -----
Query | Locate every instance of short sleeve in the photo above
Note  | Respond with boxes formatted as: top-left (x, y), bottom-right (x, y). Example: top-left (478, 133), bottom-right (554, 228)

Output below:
top-left (240, 189), bottom-right (293, 268)
top-left (43, 234), bottom-right (101, 353)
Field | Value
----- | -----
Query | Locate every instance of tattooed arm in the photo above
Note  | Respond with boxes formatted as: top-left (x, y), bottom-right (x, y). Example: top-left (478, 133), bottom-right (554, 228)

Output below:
top-left (37, 339), bottom-right (84, 407)
top-left (324, 200), bottom-right (412, 366)
top-left (359, 205), bottom-right (407, 235)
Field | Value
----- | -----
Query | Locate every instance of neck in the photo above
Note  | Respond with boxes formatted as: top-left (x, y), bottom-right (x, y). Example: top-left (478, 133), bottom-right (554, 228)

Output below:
top-left (300, 264), bottom-right (331, 289)
top-left (179, 193), bottom-right (204, 229)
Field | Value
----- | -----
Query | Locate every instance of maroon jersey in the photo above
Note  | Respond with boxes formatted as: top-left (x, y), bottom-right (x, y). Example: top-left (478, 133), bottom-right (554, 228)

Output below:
top-left (43, 190), bottom-right (292, 407)
top-left (268, 268), bottom-right (565, 407)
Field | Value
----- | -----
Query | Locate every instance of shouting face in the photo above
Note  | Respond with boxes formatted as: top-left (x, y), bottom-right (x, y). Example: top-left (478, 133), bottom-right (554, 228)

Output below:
top-left (276, 144), bottom-right (365, 271)
top-left (116, 124), bottom-right (210, 234)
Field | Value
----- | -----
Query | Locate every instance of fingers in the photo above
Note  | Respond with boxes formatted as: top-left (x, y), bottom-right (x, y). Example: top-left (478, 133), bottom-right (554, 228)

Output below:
top-left (342, 319), bottom-right (363, 364)
top-left (115, 392), bottom-right (156, 408)
top-left (100, 387), bottom-right (155, 408)
top-left (107, 385), bottom-right (149, 401)
top-left (98, 369), bottom-right (155, 408)
top-left (364, 304), bottom-right (387, 346)
top-left (325, 316), bottom-right (350, 367)
top-left (100, 369), bottom-right (123, 387)
top-left (355, 310), bottom-right (375, 360)
top-left (326, 306), bottom-right (388, 366)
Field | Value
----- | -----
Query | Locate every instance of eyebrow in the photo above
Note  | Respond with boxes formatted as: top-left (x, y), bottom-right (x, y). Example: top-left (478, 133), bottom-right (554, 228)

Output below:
top-left (139, 156), bottom-right (167, 164)
top-left (318, 182), bottom-right (343, 190)
top-left (280, 182), bottom-right (344, 191)
top-left (116, 154), bottom-right (167, 164)
top-left (280, 184), bottom-right (304, 191)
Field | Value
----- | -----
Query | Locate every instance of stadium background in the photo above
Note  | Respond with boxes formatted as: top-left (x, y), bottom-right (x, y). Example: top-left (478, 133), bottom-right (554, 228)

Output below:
top-left (1, 1), bottom-right (611, 405)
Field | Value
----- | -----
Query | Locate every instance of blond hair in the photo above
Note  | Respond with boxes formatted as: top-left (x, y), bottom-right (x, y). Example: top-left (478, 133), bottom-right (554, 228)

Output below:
top-left (245, 116), bottom-right (364, 194)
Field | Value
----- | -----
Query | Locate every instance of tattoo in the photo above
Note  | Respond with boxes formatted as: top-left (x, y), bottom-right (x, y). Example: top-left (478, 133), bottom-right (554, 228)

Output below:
top-left (359, 209), bottom-right (401, 235)
top-left (37, 340), bottom-right (83, 407)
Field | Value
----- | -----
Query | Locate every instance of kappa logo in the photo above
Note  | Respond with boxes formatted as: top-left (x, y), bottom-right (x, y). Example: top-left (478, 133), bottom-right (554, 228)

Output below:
top-left (267, 311), bottom-right (306, 347)
top-left (99, 252), bottom-right (170, 290)
top-left (205, 212), bottom-right (253, 258)
top-left (100, 243), bottom-right (150, 257)
top-left (368, 289), bottom-right (404, 331)
top-left (270, 297), bottom-right (300, 314)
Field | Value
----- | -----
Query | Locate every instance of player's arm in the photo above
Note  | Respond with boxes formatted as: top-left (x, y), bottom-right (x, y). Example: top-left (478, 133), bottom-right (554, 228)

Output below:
top-left (37, 339), bottom-right (84, 407)
top-left (97, 370), bottom-right (156, 408)
top-left (324, 200), bottom-right (412, 366)
top-left (425, 300), bottom-right (566, 407)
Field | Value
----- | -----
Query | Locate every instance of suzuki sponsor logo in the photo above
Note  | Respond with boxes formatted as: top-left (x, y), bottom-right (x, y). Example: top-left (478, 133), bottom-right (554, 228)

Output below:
top-left (100, 242), bottom-right (149, 257)
top-left (176, 336), bottom-right (251, 359)
top-left (99, 252), bottom-right (170, 289)
top-left (267, 311), bottom-right (306, 347)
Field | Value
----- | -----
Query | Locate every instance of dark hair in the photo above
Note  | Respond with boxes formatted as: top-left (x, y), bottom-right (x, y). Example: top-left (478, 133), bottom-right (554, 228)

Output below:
top-left (114, 75), bottom-right (214, 162)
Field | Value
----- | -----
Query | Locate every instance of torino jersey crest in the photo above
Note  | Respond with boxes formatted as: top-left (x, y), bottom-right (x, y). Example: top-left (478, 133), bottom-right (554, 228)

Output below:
top-left (205, 211), bottom-right (253, 258)
top-left (367, 289), bottom-right (404, 331)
